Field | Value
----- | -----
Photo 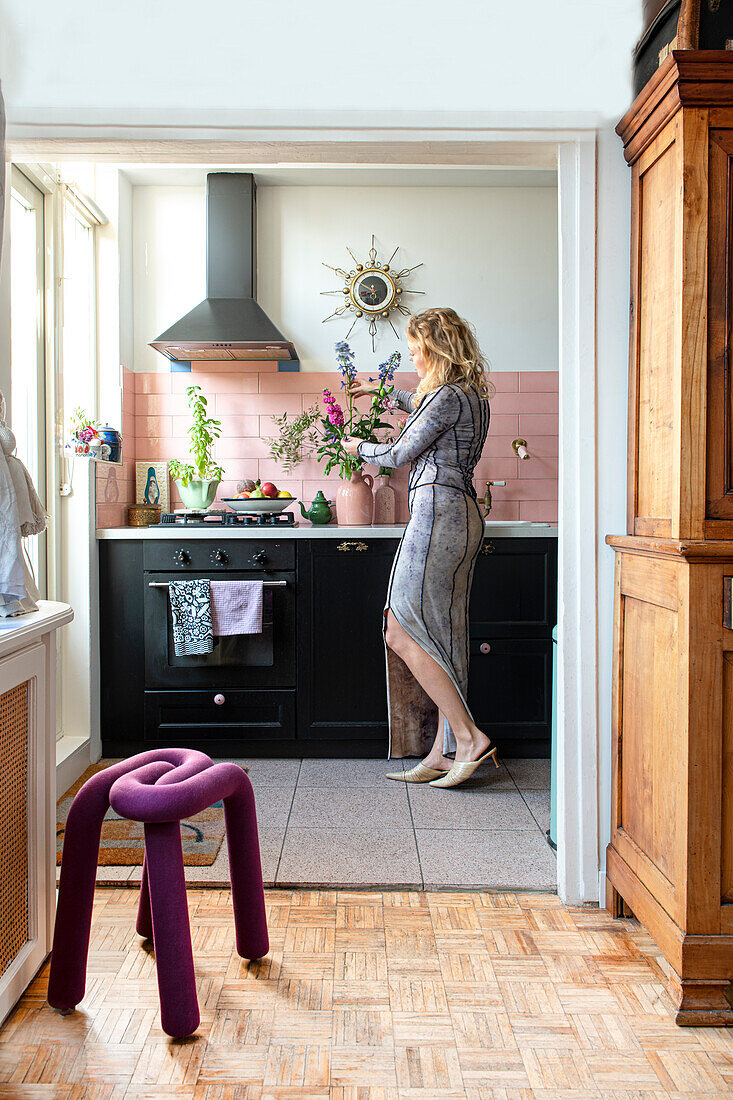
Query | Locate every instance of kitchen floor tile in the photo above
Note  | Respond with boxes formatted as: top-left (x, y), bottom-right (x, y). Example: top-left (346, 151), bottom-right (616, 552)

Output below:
top-left (503, 758), bottom-right (551, 790)
top-left (417, 828), bottom-right (557, 889)
top-left (230, 757), bottom-right (301, 786)
top-left (297, 757), bottom-right (399, 787)
top-left (251, 785), bottom-right (296, 830)
top-left (522, 789), bottom-right (551, 833)
top-left (277, 826), bottom-right (421, 887)
top-left (407, 787), bottom-right (541, 831)
top-left (289, 785), bottom-right (411, 828)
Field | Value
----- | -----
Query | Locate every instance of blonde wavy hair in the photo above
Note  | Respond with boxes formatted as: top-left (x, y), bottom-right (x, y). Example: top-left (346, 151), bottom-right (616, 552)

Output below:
top-left (406, 307), bottom-right (494, 407)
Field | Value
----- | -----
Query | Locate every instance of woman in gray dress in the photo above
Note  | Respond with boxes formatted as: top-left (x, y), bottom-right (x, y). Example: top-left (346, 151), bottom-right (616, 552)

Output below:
top-left (342, 307), bottom-right (497, 789)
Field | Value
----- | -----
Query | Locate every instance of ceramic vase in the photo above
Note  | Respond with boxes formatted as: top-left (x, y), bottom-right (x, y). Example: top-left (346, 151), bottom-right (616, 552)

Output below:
top-left (336, 470), bottom-right (374, 525)
top-left (373, 474), bottom-right (396, 525)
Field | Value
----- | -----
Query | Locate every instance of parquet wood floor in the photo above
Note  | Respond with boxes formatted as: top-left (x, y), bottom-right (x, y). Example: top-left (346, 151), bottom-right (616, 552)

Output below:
top-left (2, 888), bottom-right (733, 1099)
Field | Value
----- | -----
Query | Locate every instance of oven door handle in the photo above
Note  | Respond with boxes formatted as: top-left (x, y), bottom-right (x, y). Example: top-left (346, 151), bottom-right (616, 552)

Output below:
top-left (148, 580), bottom-right (287, 588)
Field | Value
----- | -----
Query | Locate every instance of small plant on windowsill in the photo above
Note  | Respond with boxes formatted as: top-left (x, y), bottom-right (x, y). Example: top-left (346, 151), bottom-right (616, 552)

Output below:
top-left (169, 385), bottom-right (224, 511)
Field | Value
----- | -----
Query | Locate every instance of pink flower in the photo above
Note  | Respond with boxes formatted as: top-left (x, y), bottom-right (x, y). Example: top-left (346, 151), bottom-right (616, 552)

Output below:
top-left (322, 388), bottom-right (336, 406)
top-left (327, 407), bottom-right (344, 427)
top-left (385, 399), bottom-right (398, 412)
top-left (78, 427), bottom-right (96, 443)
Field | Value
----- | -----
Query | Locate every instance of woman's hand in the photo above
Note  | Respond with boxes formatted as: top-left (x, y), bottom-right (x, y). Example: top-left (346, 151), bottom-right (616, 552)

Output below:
top-left (342, 436), bottom-right (362, 457)
top-left (346, 379), bottom-right (377, 401)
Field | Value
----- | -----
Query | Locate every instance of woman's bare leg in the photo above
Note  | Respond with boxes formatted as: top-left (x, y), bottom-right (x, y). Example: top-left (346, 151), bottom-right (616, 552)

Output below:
top-left (385, 610), bottom-right (490, 764)
top-left (422, 710), bottom-right (453, 772)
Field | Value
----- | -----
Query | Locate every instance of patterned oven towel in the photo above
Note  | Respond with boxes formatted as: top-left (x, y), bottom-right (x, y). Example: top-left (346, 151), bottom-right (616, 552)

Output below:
top-left (168, 578), bottom-right (214, 656)
top-left (210, 580), bottom-right (264, 635)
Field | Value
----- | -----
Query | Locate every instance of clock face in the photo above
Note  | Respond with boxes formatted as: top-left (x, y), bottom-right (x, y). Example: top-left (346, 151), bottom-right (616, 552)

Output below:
top-left (351, 269), bottom-right (395, 314)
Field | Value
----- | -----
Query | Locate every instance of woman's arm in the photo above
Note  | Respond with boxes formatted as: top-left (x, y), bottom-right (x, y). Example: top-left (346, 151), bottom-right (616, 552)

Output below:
top-left (356, 385), bottom-right (460, 469)
top-left (391, 388), bottom-right (415, 414)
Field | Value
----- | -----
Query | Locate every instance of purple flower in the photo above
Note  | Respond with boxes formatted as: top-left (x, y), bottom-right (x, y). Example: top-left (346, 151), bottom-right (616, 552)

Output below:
top-left (335, 340), bottom-right (357, 384)
top-left (78, 427), bottom-right (96, 443)
top-left (328, 407), bottom-right (345, 427)
top-left (378, 351), bottom-right (401, 383)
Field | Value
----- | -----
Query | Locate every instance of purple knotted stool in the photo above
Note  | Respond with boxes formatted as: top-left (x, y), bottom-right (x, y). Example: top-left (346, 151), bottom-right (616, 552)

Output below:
top-left (48, 749), bottom-right (269, 1038)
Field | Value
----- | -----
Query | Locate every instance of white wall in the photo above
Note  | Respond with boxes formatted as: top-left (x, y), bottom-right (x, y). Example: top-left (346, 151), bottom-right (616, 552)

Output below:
top-left (1, 1), bottom-right (638, 120)
top-left (132, 183), bottom-right (558, 373)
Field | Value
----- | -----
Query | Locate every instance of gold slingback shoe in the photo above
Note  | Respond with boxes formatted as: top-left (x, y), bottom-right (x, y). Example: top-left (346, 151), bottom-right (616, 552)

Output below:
top-left (428, 747), bottom-right (500, 788)
top-left (385, 763), bottom-right (450, 783)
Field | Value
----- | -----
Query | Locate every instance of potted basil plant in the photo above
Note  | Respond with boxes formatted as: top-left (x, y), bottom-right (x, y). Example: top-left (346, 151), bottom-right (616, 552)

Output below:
top-left (168, 385), bottom-right (224, 510)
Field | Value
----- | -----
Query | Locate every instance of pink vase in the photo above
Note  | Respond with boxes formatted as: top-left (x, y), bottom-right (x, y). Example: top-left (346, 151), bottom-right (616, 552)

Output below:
top-left (373, 474), bottom-right (396, 525)
top-left (336, 470), bottom-right (374, 525)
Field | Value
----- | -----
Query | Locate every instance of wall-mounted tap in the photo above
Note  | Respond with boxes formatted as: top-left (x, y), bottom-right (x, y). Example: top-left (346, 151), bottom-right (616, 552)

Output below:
top-left (479, 480), bottom-right (506, 517)
top-left (512, 437), bottom-right (530, 460)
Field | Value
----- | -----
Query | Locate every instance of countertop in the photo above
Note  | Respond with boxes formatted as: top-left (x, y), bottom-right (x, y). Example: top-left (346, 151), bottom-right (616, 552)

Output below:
top-left (97, 521), bottom-right (558, 540)
top-left (0, 600), bottom-right (74, 660)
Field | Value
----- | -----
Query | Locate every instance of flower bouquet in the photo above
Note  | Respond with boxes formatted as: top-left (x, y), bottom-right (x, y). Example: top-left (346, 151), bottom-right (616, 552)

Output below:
top-left (315, 342), bottom-right (401, 525)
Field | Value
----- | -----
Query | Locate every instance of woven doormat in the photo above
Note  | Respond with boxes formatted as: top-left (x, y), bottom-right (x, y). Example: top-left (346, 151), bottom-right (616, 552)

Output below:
top-left (56, 762), bottom-right (226, 868)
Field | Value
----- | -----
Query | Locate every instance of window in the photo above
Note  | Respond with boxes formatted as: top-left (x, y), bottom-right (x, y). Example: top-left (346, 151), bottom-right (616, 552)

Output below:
top-left (10, 168), bottom-right (47, 592)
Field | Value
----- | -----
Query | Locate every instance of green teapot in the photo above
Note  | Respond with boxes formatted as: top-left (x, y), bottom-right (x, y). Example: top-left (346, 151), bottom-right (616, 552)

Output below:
top-left (299, 490), bottom-right (333, 525)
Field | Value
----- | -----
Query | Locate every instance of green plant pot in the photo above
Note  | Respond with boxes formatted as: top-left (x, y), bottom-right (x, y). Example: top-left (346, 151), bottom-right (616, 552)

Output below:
top-left (175, 478), bottom-right (219, 511)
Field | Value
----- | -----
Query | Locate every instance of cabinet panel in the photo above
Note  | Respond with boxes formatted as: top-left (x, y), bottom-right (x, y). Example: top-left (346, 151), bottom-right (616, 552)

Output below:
top-left (144, 689), bottom-right (296, 744)
top-left (707, 129), bottom-right (733, 521)
top-left (467, 637), bottom-right (552, 755)
top-left (469, 538), bottom-right (557, 636)
top-left (635, 123), bottom-right (681, 532)
top-left (297, 539), bottom-right (398, 740)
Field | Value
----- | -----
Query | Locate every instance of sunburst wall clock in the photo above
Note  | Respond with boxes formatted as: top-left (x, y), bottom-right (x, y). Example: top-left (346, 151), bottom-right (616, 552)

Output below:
top-left (321, 236), bottom-right (424, 350)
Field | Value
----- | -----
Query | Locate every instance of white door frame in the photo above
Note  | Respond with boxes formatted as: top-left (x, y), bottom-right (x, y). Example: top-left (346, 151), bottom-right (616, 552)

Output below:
top-left (8, 117), bottom-right (599, 903)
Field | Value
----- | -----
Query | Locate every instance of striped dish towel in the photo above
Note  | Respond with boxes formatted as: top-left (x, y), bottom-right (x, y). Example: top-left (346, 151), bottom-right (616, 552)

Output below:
top-left (168, 579), bottom-right (214, 656)
top-left (210, 580), bottom-right (264, 635)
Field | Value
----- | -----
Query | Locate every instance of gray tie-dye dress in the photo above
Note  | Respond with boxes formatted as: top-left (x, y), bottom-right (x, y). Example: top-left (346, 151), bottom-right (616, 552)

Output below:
top-left (356, 382), bottom-right (491, 758)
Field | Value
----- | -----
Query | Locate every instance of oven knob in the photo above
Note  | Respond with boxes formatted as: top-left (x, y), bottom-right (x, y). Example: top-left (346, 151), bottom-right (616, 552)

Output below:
top-left (210, 548), bottom-right (228, 565)
top-left (214, 693), bottom-right (225, 706)
top-left (252, 549), bottom-right (267, 564)
top-left (173, 549), bottom-right (190, 566)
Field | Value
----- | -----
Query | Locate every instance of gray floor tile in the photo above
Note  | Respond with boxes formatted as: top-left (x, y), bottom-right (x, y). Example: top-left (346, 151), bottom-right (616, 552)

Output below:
top-left (417, 828), bottom-right (557, 889)
top-left (127, 827), bottom-right (287, 889)
top-left (229, 758), bottom-right (301, 786)
top-left (522, 789), bottom-right (551, 833)
top-left (277, 826), bottom-right (421, 887)
top-left (251, 785), bottom-right (295, 830)
top-left (504, 758), bottom-right (551, 790)
top-left (289, 785), bottom-right (411, 828)
top-left (407, 787), bottom-right (540, 831)
top-left (297, 757), bottom-right (399, 787)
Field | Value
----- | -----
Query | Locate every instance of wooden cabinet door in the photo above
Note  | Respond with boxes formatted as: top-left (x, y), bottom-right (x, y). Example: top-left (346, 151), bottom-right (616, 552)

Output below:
top-left (297, 539), bottom-right (399, 747)
top-left (707, 129), bottom-right (733, 524)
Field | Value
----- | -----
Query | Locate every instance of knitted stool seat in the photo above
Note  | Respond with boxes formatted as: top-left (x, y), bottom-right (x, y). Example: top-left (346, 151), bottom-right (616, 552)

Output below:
top-left (48, 749), bottom-right (268, 1037)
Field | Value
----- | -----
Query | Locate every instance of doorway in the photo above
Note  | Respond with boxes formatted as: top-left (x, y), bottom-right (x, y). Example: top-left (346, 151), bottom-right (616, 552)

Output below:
top-left (9, 125), bottom-right (598, 903)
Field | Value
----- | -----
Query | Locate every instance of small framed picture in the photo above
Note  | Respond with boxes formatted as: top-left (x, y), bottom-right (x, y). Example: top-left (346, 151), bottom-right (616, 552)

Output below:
top-left (136, 462), bottom-right (170, 511)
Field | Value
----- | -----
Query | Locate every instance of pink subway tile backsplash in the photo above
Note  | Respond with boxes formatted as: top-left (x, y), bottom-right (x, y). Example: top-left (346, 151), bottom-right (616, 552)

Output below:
top-left (98, 367), bottom-right (559, 527)
top-left (519, 371), bottom-right (559, 392)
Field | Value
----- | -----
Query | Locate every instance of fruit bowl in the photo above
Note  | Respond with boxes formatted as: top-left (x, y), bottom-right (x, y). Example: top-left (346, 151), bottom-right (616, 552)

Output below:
top-left (221, 497), bottom-right (296, 514)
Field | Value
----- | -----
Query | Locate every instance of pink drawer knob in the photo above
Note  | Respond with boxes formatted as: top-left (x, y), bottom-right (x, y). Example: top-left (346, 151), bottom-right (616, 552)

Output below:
top-left (214, 694), bottom-right (225, 706)
top-left (480, 642), bottom-right (491, 655)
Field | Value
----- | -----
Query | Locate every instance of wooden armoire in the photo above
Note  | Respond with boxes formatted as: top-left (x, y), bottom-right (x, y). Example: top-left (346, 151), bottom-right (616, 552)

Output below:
top-left (607, 51), bottom-right (733, 1025)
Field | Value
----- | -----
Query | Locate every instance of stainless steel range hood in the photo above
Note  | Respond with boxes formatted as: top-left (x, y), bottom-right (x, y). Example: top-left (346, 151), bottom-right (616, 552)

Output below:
top-left (150, 173), bottom-right (297, 362)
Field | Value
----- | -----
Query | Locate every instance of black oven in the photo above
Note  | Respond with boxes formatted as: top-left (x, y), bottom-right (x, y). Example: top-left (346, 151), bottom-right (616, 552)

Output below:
top-left (143, 540), bottom-right (296, 690)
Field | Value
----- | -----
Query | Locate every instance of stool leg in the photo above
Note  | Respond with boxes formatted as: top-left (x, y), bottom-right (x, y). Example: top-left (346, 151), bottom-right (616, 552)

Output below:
top-left (143, 821), bottom-right (200, 1038)
top-left (48, 779), bottom-right (110, 1012)
top-left (136, 856), bottom-right (153, 940)
top-left (224, 779), bottom-right (269, 961)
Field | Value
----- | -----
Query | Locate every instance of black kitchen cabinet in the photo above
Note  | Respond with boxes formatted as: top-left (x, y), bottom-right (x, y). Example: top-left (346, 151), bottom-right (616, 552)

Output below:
top-left (100, 533), bottom-right (556, 759)
top-left (296, 538), bottom-right (398, 751)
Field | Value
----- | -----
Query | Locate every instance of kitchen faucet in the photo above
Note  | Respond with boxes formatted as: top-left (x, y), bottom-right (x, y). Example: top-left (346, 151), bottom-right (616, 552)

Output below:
top-left (478, 480), bottom-right (506, 517)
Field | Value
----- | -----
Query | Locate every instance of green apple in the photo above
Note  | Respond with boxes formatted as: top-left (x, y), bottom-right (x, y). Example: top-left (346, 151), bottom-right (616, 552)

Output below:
top-left (249, 487), bottom-right (266, 498)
